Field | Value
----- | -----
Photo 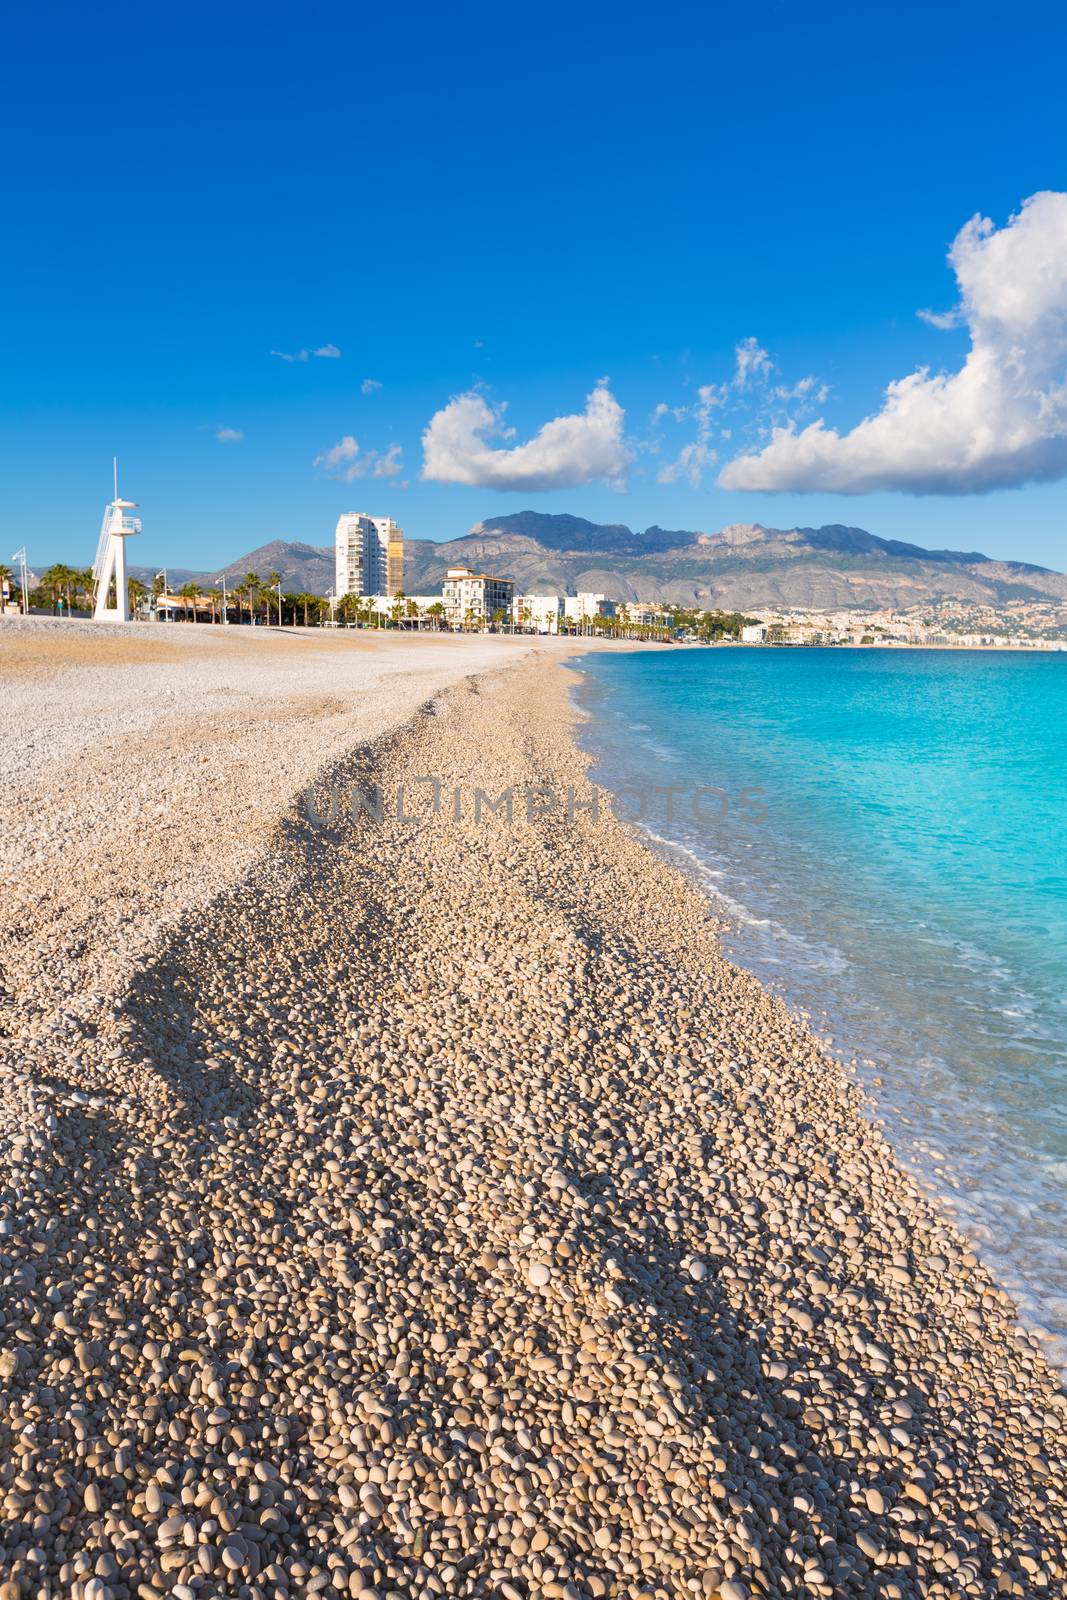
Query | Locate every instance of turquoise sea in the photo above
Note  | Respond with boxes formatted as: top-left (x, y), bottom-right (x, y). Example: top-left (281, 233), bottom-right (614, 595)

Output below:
top-left (574, 646), bottom-right (1067, 1367)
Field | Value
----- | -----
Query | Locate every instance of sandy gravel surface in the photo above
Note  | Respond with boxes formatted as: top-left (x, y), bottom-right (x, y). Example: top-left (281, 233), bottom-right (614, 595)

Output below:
top-left (1, 634), bottom-right (1065, 1600)
top-left (0, 619), bottom-right (555, 1032)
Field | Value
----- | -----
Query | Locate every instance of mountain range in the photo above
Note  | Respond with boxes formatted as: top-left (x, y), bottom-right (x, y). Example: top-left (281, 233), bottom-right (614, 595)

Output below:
top-left (112, 513), bottom-right (1067, 612)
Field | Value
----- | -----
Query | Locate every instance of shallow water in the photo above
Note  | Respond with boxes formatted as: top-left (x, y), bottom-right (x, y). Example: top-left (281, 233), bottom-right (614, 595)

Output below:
top-left (574, 646), bottom-right (1067, 1368)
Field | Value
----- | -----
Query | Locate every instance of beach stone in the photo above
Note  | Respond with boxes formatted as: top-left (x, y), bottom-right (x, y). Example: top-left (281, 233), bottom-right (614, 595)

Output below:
top-left (0, 638), bottom-right (1065, 1600)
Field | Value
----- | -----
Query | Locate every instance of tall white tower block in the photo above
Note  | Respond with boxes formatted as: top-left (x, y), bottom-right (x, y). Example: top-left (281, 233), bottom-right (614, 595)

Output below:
top-left (92, 461), bottom-right (142, 622)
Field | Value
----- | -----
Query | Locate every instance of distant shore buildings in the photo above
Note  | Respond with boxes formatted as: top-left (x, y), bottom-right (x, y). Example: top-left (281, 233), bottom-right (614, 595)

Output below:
top-left (334, 513), bottom-right (405, 599)
top-left (511, 593), bottom-right (621, 633)
top-left (9, 496), bottom-right (1067, 647)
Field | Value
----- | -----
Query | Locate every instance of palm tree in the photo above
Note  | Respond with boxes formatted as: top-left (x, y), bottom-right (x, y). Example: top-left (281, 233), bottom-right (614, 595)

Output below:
top-left (491, 606), bottom-right (506, 633)
top-left (128, 576), bottom-right (148, 616)
top-left (267, 570), bottom-right (282, 627)
top-left (206, 586), bottom-right (223, 624)
top-left (244, 572), bottom-right (262, 624)
top-left (232, 583), bottom-right (248, 624)
top-left (0, 564), bottom-right (10, 612)
top-left (40, 565), bottom-right (66, 615)
top-left (40, 563), bottom-right (73, 614)
top-left (427, 601), bottom-right (445, 632)
top-left (179, 581), bottom-right (201, 621)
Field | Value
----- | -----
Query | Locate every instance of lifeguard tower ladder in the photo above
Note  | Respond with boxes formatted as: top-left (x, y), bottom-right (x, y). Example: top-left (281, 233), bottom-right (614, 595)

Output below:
top-left (92, 460), bottom-right (142, 622)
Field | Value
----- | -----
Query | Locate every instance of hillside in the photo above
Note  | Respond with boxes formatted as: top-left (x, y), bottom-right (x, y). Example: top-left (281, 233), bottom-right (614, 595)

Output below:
top-left (88, 514), bottom-right (1067, 611)
top-left (401, 515), bottom-right (1067, 610)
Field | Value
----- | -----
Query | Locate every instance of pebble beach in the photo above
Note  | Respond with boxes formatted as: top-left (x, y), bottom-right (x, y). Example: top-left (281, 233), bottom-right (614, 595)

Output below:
top-left (1, 622), bottom-right (1066, 1600)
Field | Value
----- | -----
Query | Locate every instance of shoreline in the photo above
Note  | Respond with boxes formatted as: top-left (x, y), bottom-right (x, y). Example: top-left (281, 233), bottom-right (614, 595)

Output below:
top-left (2, 635), bottom-right (1066, 1596)
top-left (566, 644), bottom-right (1067, 1379)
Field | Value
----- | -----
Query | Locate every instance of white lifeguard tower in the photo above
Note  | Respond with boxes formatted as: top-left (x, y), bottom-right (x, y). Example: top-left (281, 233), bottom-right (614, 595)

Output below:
top-left (92, 460), bottom-right (142, 622)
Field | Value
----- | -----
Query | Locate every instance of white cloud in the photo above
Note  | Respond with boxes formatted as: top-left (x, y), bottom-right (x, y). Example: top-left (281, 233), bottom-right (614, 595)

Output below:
top-left (657, 440), bottom-right (717, 487)
top-left (272, 344), bottom-right (341, 363)
top-left (720, 191), bottom-right (1067, 494)
top-left (646, 346), bottom-right (829, 487)
top-left (314, 436), bottom-right (403, 483)
top-left (917, 306), bottom-right (962, 330)
top-left (372, 442), bottom-right (403, 477)
top-left (734, 337), bottom-right (772, 387)
top-left (215, 426), bottom-right (243, 443)
top-left (774, 375), bottom-right (828, 403)
top-left (657, 383), bottom-right (723, 485)
top-left (421, 381), bottom-right (631, 491)
top-left (361, 377), bottom-right (382, 395)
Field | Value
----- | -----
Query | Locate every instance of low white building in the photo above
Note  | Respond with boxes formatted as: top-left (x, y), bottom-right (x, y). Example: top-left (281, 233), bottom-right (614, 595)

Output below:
top-left (563, 593), bottom-right (616, 623)
top-left (514, 594), bottom-right (565, 633)
top-left (740, 623), bottom-right (767, 643)
top-left (624, 604), bottom-right (670, 629)
top-left (359, 595), bottom-right (444, 625)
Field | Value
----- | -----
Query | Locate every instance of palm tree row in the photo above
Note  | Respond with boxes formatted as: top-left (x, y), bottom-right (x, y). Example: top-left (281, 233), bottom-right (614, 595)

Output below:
top-left (12, 567), bottom-right (684, 642)
top-left (26, 563), bottom-right (96, 614)
top-left (333, 593), bottom-right (448, 630)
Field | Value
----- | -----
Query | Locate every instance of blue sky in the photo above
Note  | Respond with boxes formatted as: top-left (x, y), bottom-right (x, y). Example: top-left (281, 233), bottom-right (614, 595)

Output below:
top-left (4, 0), bottom-right (1067, 571)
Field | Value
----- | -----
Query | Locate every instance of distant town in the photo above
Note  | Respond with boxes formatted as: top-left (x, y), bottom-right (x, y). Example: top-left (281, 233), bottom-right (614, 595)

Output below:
top-left (5, 506), bottom-right (1067, 649)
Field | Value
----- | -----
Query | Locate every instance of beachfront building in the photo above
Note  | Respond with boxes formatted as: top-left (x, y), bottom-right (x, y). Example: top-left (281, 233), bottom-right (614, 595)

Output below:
top-left (335, 514), bottom-right (381, 598)
top-left (385, 522), bottom-right (405, 596)
top-left (514, 594), bottom-right (566, 633)
top-left (740, 623), bottom-right (767, 643)
top-left (563, 593), bottom-right (616, 626)
top-left (625, 604), bottom-right (670, 629)
top-left (442, 566), bottom-right (515, 630)
top-left (335, 513), bottom-right (405, 598)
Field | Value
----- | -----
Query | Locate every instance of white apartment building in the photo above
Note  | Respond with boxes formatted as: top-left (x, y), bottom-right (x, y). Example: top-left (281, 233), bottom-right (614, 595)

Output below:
top-left (442, 566), bottom-right (515, 629)
top-left (514, 594), bottom-right (565, 633)
top-left (563, 593), bottom-right (616, 623)
top-left (624, 604), bottom-right (670, 628)
top-left (334, 513), bottom-right (405, 598)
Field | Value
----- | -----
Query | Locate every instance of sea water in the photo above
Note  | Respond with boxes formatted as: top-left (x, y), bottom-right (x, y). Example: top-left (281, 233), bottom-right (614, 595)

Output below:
top-left (573, 646), bottom-right (1067, 1367)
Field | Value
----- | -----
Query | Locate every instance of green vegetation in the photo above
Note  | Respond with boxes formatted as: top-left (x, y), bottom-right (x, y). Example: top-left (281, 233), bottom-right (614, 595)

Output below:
top-left (667, 607), bottom-right (761, 640)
